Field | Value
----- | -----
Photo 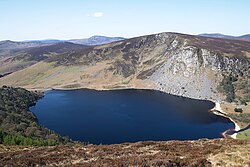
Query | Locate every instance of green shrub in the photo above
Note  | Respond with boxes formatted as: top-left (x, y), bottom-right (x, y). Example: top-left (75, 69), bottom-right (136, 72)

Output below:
top-left (220, 75), bottom-right (235, 102)
top-left (234, 108), bottom-right (243, 113)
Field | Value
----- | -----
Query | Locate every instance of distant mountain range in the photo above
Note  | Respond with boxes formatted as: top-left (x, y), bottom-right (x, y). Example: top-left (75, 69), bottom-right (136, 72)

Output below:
top-left (0, 32), bottom-right (249, 104)
top-left (0, 32), bottom-right (249, 134)
top-left (0, 36), bottom-right (126, 56)
top-left (68, 36), bottom-right (126, 45)
top-left (22, 36), bottom-right (126, 46)
top-left (198, 33), bottom-right (250, 40)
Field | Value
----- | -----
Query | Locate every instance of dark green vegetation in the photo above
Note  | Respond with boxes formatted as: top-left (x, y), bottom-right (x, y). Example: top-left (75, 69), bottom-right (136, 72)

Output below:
top-left (0, 129), bottom-right (60, 146)
top-left (218, 72), bottom-right (250, 103)
top-left (228, 113), bottom-right (250, 127)
top-left (0, 86), bottom-right (68, 146)
top-left (0, 32), bottom-right (249, 166)
top-left (234, 108), bottom-right (243, 113)
top-left (218, 74), bottom-right (236, 102)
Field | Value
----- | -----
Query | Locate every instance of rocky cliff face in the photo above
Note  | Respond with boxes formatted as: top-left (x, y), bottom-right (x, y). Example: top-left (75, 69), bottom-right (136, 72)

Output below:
top-left (0, 32), bottom-right (249, 103)
top-left (145, 34), bottom-right (250, 101)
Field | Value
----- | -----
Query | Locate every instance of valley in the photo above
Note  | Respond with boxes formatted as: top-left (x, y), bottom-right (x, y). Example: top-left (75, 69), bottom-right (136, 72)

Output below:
top-left (1, 0), bottom-right (250, 166)
top-left (0, 32), bottom-right (249, 166)
top-left (0, 32), bottom-right (249, 134)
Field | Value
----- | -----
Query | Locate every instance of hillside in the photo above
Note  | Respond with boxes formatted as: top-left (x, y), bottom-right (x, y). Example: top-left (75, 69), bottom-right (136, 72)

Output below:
top-left (0, 86), bottom-right (68, 146)
top-left (0, 35), bottom-right (125, 56)
top-left (199, 33), bottom-right (250, 40)
top-left (0, 139), bottom-right (249, 166)
top-left (0, 86), bottom-right (248, 165)
top-left (0, 87), bottom-right (248, 166)
top-left (23, 42), bottom-right (89, 55)
top-left (0, 42), bottom-right (89, 75)
top-left (0, 40), bottom-right (50, 51)
top-left (0, 32), bottom-right (249, 101)
top-left (0, 32), bottom-right (249, 129)
top-left (0, 32), bottom-right (250, 166)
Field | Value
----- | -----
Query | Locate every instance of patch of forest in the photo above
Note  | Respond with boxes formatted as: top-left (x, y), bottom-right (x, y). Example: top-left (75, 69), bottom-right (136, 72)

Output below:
top-left (218, 72), bottom-right (250, 104)
top-left (0, 86), bottom-right (69, 146)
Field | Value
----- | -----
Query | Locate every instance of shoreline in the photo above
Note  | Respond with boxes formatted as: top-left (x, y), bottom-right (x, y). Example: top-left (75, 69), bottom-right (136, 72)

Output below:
top-left (210, 102), bottom-right (241, 139)
top-left (30, 87), bottom-right (216, 102)
top-left (28, 86), bottom-right (241, 139)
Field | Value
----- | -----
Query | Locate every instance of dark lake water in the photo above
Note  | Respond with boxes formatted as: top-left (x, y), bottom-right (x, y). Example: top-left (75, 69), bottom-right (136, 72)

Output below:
top-left (30, 89), bottom-right (234, 144)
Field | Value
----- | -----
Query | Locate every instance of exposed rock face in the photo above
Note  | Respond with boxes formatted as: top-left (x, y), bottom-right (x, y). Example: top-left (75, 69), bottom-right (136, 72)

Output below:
top-left (0, 32), bottom-right (249, 103)
top-left (0, 33), bottom-right (249, 166)
top-left (147, 44), bottom-right (249, 101)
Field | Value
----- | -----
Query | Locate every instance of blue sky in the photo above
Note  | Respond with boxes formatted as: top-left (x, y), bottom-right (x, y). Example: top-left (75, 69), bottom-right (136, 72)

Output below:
top-left (0, 0), bottom-right (249, 41)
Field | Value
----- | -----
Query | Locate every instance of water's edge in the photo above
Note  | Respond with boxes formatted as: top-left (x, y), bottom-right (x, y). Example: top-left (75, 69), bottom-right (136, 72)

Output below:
top-left (30, 88), bottom-right (237, 142)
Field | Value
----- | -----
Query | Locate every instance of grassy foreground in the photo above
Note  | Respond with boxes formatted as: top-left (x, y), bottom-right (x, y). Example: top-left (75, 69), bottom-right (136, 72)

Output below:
top-left (0, 139), bottom-right (249, 166)
top-left (237, 129), bottom-right (250, 140)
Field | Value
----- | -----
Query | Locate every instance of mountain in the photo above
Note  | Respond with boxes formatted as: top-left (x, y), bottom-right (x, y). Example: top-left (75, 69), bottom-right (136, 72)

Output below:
top-left (0, 32), bottom-right (249, 103)
top-left (0, 42), bottom-right (89, 74)
top-left (0, 40), bottom-right (50, 50)
top-left (68, 35), bottom-right (126, 45)
top-left (199, 33), bottom-right (250, 40)
top-left (23, 39), bottom-right (65, 44)
top-left (0, 32), bottom-right (249, 165)
top-left (239, 34), bottom-right (250, 39)
top-left (0, 32), bottom-right (249, 128)
top-left (22, 42), bottom-right (89, 57)
top-left (0, 36), bottom-right (125, 56)
top-left (198, 33), bottom-right (235, 39)
top-left (0, 40), bottom-right (51, 56)
top-left (20, 36), bottom-right (126, 46)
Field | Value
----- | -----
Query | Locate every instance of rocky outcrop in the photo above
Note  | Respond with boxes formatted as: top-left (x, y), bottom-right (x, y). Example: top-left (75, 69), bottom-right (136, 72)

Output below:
top-left (0, 32), bottom-right (249, 103)
top-left (147, 44), bottom-right (249, 101)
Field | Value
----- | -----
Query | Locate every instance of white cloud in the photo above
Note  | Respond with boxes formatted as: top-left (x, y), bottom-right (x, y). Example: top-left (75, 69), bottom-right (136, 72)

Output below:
top-left (88, 12), bottom-right (104, 18)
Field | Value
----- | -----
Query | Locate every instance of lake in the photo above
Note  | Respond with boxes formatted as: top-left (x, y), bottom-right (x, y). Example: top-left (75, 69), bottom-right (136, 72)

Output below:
top-left (30, 89), bottom-right (234, 144)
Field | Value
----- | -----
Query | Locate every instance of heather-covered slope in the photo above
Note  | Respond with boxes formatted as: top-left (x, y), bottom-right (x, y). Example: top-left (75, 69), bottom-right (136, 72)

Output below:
top-left (199, 33), bottom-right (250, 41)
top-left (0, 42), bottom-right (89, 74)
top-left (0, 139), bottom-right (249, 166)
top-left (0, 32), bottom-right (249, 131)
top-left (0, 32), bottom-right (249, 103)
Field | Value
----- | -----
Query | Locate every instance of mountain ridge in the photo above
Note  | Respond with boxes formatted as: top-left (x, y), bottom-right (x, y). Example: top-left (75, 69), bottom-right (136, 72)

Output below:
top-left (0, 36), bottom-right (126, 57)
top-left (68, 35), bottom-right (126, 45)
top-left (0, 32), bottom-right (249, 101)
top-left (198, 33), bottom-right (250, 40)
top-left (0, 35), bottom-right (126, 48)
top-left (0, 32), bottom-right (250, 165)
top-left (0, 32), bottom-right (249, 129)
